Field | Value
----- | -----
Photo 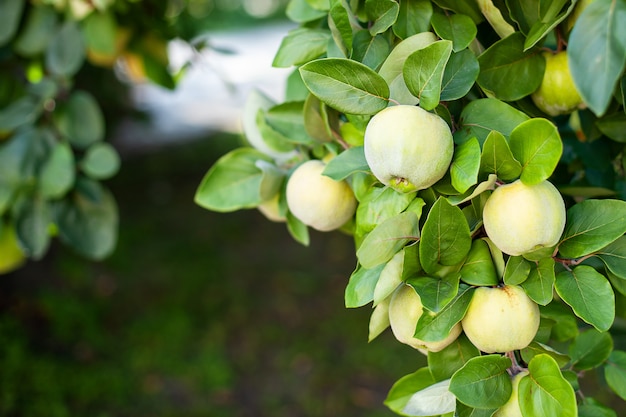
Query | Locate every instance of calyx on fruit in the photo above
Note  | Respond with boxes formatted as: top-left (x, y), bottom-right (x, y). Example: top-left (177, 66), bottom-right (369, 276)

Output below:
top-left (364, 105), bottom-right (453, 193)
top-left (461, 285), bottom-right (540, 353)
top-left (388, 284), bottom-right (462, 352)
top-left (0, 223), bottom-right (26, 275)
top-left (482, 179), bottom-right (566, 256)
top-left (531, 51), bottom-right (584, 117)
top-left (286, 160), bottom-right (356, 232)
top-left (493, 370), bottom-right (529, 417)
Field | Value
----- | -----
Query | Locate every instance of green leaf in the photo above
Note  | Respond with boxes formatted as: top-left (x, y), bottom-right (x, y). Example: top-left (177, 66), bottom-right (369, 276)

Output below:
top-left (521, 257), bottom-right (555, 306)
top-left (459, 239), bottom-right (498, 286)
top-left (374, 250), bottom-right (405, 306)
top-left (596, 112), bottom-right (626, 142)
top-left (0, 0), bottom-right (24, 46)
top-left (300, 58), bottom-right (389, 115)
top-left (414, 284), bottom-right (473, 342)
top-left (477, 32), bottom-right (545, 101)
top-left (523, 0), bottom-right (577, 51)
top-left (357, 211), bottom-right (420, 268)
top-left (519, 354), bottom-right (577, 417)
top-left (569, 328), bottom-right (613, 371)
top-left (568, 0), bottom-right (626, 116)
top-left (345, 262), bottom-right (385, 308)
top-left (286, 210), bottom-right (309, 246)
top-left (368, 297), bottom-right (390, 342)
top-left (403, 40), bottom-right (453, 110)
top-left (351, 31), bottom-right (391, 71)
top-left (419, 197), bottom-right (472, 274)
top-left (428, 334), bottom-right (480, 382)
top-left (393, 0), bottom-right (433, 39)
top-left (378, 32), bottom-right (438, 105)
top-left (578, 402), bottom-right (618, 417)
top-left (605, 350), bottom-right (626, 401)
top-left (45, 21), bottom-right (85, 77)
top-left (384, 367), bottom-right (436, 415)
top-left (408, 274), bottom-right (460, 313)
top-left (0, 96), bottom-right (41, 134)
top-left (62, 91), bottom-right (105, 149)
top-left (81, 143), bottom-right (121, 180)
top-left (505, 0), bottom-right (566, 35)
top-left (450, 137), bottom-right (480, 193)
top-left (16, 196), bottom-right (51, 260)
top-left (322, 147), bottom-right (369, 180)
top-left (273, 28), bottom-right (331, 68)
top-left (454, 98), bottom-right (529, 145)
top-left (365, 0), bottom-right (400, 35)
top-left (268, 100), bottom-right (317, 146)
top-left (355, 186), bottom-right (417, 235)
top-left (449, 354), bottom-right (512, 409)
top-left (503, 256), bottom-right (532, 285)
top-left (509, 118), bottom-right (563, 185)
top-left (54, 185), bottom-right (118, 260)
top-left (431, 12), bottom-right (477, 52)
top-left (432, 0), bottom-right (484, 23)
top-left (440, 49), bottom-right (480, 101)
top-left (596, 236), bottom-right (626, 279)
top-left (558, 199), bottom-right (626, 259)
top-left (39, 141), bottom-right (75, 199)
top-left (194, 148), bottom-right (280, 212)
top-left (540, 302), bottom-right (580, 342)
top-left (401, 379), bottom-right (457, 416)
top-left (14, 5), bottom-right (58, 56)
top-left (286, 0), bottom-right (327, 23)
top-left (555, 265), bottom-right (615, 332)
top-left (520, 341), bottom-right (571, 369)
top-left (82, 11), bottom-right (117, 56)
top-left (479, 130), bottom-right (522, 181)
top-left (329, 0), bottom-right (354, 56)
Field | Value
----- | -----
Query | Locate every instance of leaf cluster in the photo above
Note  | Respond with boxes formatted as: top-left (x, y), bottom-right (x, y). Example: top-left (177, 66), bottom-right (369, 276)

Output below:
top-left (193, 0), bottom-right (626, 415)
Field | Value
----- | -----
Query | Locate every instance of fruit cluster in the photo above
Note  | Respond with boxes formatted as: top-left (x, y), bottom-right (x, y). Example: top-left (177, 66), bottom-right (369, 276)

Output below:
top-left (195, 0), bottom-right (626, 415)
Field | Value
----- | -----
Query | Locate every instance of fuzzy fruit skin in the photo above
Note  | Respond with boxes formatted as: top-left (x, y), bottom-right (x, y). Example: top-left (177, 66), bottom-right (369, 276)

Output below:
top-left (364, 105), bottom-right (453, 193)
top-left (531, 51), bottom-right (584, 117)
top-left (286, 160), bottom-right (356, 232)
top-left (389, 284), bottom-right (462, 352)
top-left (493, 371), bottom-right (529, 417)
top-left (257, 193), bottom-right (286, 223)
top-left (461, 285), bottom-right (540, 353)
top-left (483, 179), bottom-right (565, 256)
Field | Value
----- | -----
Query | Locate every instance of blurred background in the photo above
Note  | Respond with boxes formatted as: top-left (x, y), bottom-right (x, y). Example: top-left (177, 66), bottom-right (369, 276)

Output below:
top-left (0, 2), bottom-right (424, 416)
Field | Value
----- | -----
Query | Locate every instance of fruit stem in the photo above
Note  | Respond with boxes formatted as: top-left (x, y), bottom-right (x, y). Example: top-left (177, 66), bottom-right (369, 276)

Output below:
top-left (505, 351), bottom-right (526, 375)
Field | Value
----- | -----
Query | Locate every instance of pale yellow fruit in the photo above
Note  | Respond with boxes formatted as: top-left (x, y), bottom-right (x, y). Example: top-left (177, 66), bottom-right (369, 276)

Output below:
top-left (483, 180), bottom-right (565, 256)
top-left (531, 51), bottom-right (584, 117)
top-left (462, 285), bottom-right (540, 353)
top-left (493, 371), bottom-right (529, 417)
top-left (257, 193), bottom-right (286, 223)
top-left (364, 105), bottom-right (453, 193)
top-left (389, 284), bottom-right (462, 352)
top-left (0, 224), bottom-right (26, 275)
top-left (286, 160), bottom-right (356, 232)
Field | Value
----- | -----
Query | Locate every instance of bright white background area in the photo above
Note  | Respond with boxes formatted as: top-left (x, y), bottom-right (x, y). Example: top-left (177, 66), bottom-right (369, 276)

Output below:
top-left (114, 21), bottom-right (297, 150)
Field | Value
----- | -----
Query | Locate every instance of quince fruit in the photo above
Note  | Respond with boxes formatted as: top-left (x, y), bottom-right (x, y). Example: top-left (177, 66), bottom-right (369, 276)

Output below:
top-left (531, 51), bottom-right (584, 117)
top-left (364, 105), bottom-right (453, 193)
top-left (461, 285), bottom-right (540, 353)
top-left (286, 160), bottom-right (356, 232)
top-left (483, 179), bottom-right (565, 256)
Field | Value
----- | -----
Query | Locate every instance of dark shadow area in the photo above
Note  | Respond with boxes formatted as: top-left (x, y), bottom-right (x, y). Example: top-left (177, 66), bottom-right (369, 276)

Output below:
top-left (0, 133), bottom-right (424, 417)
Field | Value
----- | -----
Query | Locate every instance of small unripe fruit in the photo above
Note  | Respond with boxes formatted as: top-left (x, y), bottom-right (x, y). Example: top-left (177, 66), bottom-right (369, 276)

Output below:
top-left (389, 284), bottom-right (462, 352)
top-left (257, 193), bottom-right (286, 223)
top-left (286, 160), bottom-right (356, 232)
top-left (461, 285), bottom-right (540, 353)
top-left (483, 179), bottom-right (565, 256)
top-left (0, 224), bottom-right (26, 275)
top-left (493, 371), bottom-right (529, 417)
top-left (364, 105), bottom-right (454, 193)
top-left (531, 51), bottom-right (584, 117)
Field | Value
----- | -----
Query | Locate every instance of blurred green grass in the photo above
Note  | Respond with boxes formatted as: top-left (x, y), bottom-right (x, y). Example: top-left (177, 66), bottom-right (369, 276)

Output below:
top-left (0, 133), bottom-right (424, 417)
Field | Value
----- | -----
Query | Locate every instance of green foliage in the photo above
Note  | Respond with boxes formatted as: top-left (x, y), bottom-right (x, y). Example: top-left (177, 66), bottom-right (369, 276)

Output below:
top-left (201, 0), bottom-right (626, 415)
